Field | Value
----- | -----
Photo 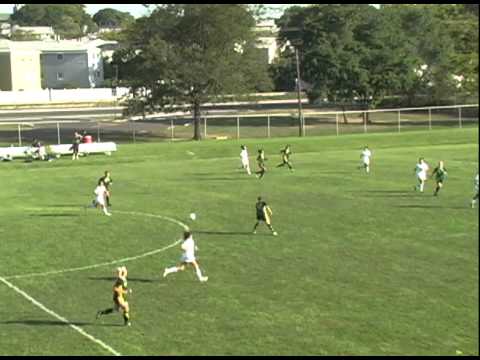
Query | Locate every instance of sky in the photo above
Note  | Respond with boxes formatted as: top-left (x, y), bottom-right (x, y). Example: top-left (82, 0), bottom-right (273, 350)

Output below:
top-left (0, 4), bottom-right (307, 18)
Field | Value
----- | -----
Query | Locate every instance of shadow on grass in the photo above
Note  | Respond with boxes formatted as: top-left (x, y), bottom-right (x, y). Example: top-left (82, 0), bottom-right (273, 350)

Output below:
top-left (395, 204), bottom-right (471, 210)
top-left (190, 177), bottom-right (252, 181)
top-left (0, 320), bottom-right (121, 327)
top-left (29, 213), bottom-right (77, 217)
top-left (45, 204), bottom-right (81, 208)
top-left (349, 190), bottom-right (417, 198)
top-left (88, 276), bottom-right (158, 283)
top-left (195, 230), bottom-right (270, 236)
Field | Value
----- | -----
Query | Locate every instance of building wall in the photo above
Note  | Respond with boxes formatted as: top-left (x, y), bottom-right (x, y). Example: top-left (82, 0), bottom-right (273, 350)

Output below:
top-left (0, 52), bottom-right (12, 90)
top-left (87, 47), bottom-right (104, 87)
top-left (10, 49), bottom-right (41, 90)
top-left (41, 52), bottom-right (90, 89)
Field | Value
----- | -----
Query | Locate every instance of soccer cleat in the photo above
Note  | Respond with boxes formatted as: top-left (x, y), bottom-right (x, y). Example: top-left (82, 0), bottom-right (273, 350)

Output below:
top-left (200, 276), bottom-right (208, 282)
top-left (163, 268), bottom-right (168, 278)
top-left (96, 311), bottom-right (102, 320)
top-left (252, 230), bottom-right (256, 234)
top-left (125, 321), bottom-right (132, 327)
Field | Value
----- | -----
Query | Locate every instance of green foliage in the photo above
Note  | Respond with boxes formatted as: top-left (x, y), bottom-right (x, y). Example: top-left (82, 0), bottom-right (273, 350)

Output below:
top-left (10, 4), bottom-right (97, 39)
top-left (274, 4), bottom-right (479, 107)
top-left (114, 4), bottom-right (273, 140)
top-left (92, 8), bottom-right (134, 29)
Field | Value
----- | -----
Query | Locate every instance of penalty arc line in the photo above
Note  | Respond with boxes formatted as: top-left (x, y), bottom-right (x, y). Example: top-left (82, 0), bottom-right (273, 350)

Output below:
top-left (0, 276), bottom-right (121, 356)
top-left (0, 211), bottom-right (189, 356)
top-left (3, 211), bottom-right (189, 280)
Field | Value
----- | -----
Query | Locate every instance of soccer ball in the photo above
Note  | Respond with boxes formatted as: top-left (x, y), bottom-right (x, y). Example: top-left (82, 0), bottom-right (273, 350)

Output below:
top-left (189, 213), bottom-right (196, 221)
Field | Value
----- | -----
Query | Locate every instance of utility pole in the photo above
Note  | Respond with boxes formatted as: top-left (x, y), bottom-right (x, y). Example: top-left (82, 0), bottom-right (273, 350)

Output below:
top-left (295, 47), bottom-right (304, 137)
top-left (113, 64), bottom-right (118, 120)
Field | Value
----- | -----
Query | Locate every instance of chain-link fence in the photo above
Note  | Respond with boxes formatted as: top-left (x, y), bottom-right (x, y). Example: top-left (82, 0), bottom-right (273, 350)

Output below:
top-left (0, 104), bottom-right (477, 147)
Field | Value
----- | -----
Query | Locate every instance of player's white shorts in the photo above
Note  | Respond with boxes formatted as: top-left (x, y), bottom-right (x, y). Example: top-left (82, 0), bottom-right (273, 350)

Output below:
top-left (417, 173), bottom-right (427, 181)
top-left (242, 159), bottom-right (250, 167)
top-left (180, 254), bottom-right (196, 263)
top-left (362, 158), bottom-right (370, 166)
top-left (96, 196), bottom-right (106, 206)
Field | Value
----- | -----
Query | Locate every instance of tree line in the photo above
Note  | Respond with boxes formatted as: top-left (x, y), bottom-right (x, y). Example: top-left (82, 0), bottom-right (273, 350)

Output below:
top-left (7, 4), bottom-right (478, 139)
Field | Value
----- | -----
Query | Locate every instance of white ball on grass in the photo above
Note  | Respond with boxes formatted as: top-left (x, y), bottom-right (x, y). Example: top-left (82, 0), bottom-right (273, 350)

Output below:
top-left (189, 213), bottom-right (196, 221)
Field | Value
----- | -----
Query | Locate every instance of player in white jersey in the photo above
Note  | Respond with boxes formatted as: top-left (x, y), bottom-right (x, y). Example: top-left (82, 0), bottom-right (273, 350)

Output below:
top-left (163, 231), bottom-right (208, 282)
top-left (359, 146), bottom-right (372, 174)
top-left (240, 145), bottom-right (251, 175)
top-left (414, 158), bottom-right (429, 193)
top-left (471, 173), bottom-right (479, 208)
top-left (91, 181), bottom-right (111, 216)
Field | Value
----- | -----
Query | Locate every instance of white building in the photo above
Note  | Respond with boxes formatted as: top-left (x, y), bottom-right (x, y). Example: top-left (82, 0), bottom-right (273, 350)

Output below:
top-left (10, 25), bottom-right (55, 40)
top-left (254, 19), bottom-right (280, 64)
top-left (0, 39), bottom-right (117, 90)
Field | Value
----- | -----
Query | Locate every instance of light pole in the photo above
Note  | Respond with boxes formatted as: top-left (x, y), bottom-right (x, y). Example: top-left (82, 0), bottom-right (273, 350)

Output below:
top-left (294, 46), bottom-right (305, 137)
top-left (113, 64), bottom-right (119, 120)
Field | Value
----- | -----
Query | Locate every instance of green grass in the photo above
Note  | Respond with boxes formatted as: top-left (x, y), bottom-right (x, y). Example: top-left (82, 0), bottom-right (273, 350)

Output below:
top-left (0, 128), bottom-right (478, 355)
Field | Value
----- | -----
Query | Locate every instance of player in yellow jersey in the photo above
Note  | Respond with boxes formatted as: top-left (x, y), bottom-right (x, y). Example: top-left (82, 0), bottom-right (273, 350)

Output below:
top-left (96, 266), bottom-right (131, 326)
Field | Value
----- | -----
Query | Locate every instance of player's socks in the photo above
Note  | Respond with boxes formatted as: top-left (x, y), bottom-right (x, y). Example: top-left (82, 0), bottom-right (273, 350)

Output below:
top-left (163, 267), bottom-right (178, 277)
top-left (195, 267), bottom-right (205, 280)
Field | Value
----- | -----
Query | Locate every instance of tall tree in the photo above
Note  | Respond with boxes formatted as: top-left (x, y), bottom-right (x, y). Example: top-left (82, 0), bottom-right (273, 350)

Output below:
top-left (114, 4), bottom-right (272, 140)
top-left (93, 8), bottom-right (135, 29)
top-left (10, 4), bottom-right (97, 39)
top-left (276, 4), bottom-right (417, 117)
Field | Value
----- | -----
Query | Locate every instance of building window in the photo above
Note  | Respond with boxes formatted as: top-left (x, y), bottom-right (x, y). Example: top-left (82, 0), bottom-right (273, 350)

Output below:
top-left (57, 72), bottom-right (64, 81)
top-left (57, 54), bottom-right (63, 61)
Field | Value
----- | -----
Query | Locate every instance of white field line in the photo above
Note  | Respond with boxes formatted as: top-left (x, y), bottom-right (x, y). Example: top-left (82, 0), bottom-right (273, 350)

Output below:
top-left (3, 211), bottom-right (188, 280)
top-left (0, 276), bottom-right (121, 356)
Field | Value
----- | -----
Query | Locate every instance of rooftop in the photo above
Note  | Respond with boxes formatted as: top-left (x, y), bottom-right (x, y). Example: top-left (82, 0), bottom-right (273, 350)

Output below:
top-left (0, 39), bottom-right (118, 52)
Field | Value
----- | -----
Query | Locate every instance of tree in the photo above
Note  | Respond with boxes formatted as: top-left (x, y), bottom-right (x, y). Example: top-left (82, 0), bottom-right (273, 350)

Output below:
top-left (382, 4), bottom-right (478, 104)
top-left (276, 4), bottom-right (418, 121)
top-left (93, 8), bottom-right (134, 29)
top-left (10, 4), bottom-right (97, 39)
top-left (114, 4), bottom-right (272, 140)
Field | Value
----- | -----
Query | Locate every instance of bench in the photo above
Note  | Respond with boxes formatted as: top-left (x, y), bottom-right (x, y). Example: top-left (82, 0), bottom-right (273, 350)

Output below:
top-left (0, 142), bottom-right (117, 159)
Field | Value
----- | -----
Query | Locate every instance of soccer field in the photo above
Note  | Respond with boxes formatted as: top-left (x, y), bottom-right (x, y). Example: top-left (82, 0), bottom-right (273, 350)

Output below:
top-left (0, 128), bottom-right (478, 356)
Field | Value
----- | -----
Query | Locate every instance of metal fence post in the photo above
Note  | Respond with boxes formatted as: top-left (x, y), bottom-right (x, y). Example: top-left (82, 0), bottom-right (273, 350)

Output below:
top-left (204, 117), bottom-right (207, 138)
top-left (459, 107), bottom-right (462, 129)
top-left (336, 113), bottom-right (339, 136)
top-left (363, 112), bottom-right (367, 133)
top-left (171, 119), bottom-right (174, 141)
top-left (428, 108), bottom-right (432, 130)
top-left (132, 120), bottom-right (136, 143)
top-left (97, 122), bottom-right (101, 142)
top-left (398, 111), bottom-right (401, 133)
top-left (17, 124), bottom-right (22, 146)
top-left (267, 115), bottom-right (270, 138)
top-left (237, 116), bottom-right (240, 140)
top-left (57, 122), bottom-right (61, 144)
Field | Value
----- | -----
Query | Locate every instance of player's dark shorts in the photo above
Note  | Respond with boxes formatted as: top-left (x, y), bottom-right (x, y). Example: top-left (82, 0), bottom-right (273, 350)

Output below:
top-left (72, 143), bottom-right (79, 153)
top-left (256, 215), bottom-right (266, 222)
top-left (474, 192), bottom-right (479, 200)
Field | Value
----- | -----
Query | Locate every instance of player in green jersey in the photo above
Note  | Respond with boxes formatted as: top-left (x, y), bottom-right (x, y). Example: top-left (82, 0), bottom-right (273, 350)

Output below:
top-left (98, 171), bottom-right (113, 206)
top-left (252, 197), bottom-right (278, 236)
top-left (432, 161), bottom-right (448, 196)
top-left (277, 144), bottom-right (293, 171)
top-left (255, 149), bottom-right (267, 179)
